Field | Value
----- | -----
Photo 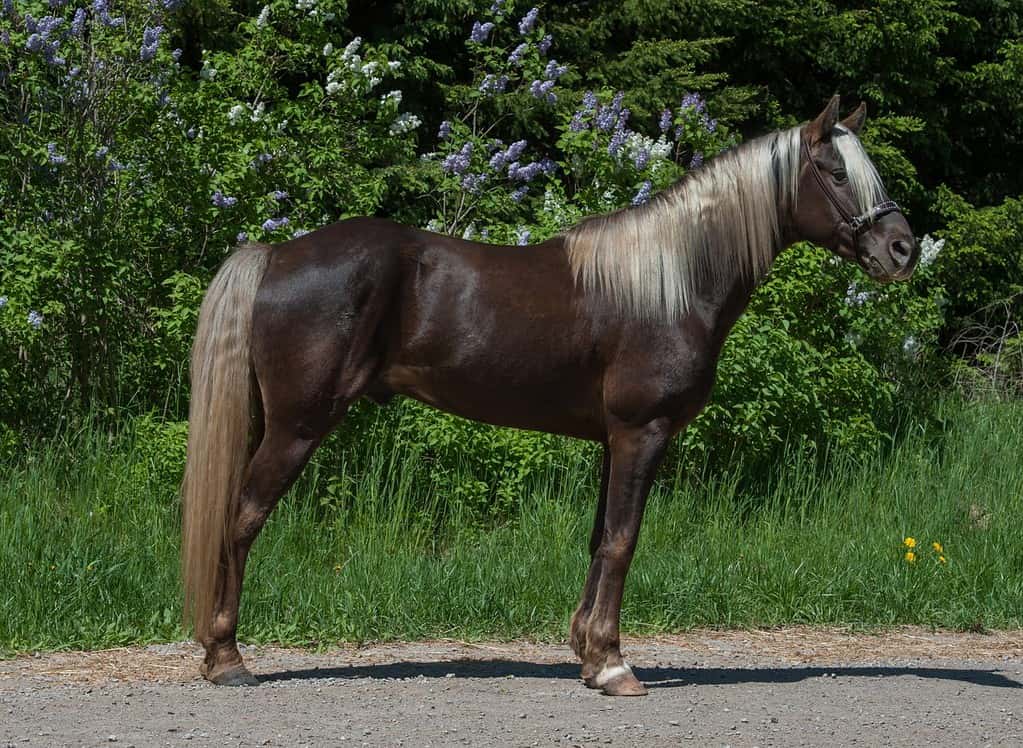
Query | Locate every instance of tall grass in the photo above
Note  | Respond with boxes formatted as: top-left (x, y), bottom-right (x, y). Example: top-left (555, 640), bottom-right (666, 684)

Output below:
top-left (2, 399), bottom-right (1022, 654)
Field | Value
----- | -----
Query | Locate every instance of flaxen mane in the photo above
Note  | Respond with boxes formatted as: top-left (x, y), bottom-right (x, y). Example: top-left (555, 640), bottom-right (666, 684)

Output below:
top-left (565, 123), bottom-right (886, 320)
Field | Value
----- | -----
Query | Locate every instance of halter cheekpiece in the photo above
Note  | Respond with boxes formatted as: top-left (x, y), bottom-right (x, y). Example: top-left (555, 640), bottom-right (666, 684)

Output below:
top-left (801, 133), bottom-right (902, 237)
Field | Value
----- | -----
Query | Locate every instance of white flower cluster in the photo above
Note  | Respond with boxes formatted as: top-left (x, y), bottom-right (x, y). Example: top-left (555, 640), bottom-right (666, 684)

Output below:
top-left (624, 133), bottom-right (672, 162)
top-left (918, 233), bottom-right (945, 268)
top-left (381, 90), bottom-right (402, 106)
top-left (389, 112), bottom-right (421, 135)
top-left (227, 101), bottom-right (265, 124)
top-left (845, 282), bottom-right (872, 307)
top-left (256, 5), bottom-right (270, 28)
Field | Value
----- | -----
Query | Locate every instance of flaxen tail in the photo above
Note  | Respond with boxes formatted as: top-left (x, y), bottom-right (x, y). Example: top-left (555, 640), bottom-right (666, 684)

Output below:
top-left (181, 243), bottom-right (271, 642)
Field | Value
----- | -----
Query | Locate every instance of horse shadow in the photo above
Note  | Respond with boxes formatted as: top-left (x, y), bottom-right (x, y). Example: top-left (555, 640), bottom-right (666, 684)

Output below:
top-left (257, 659), bottom-right (1022, 689)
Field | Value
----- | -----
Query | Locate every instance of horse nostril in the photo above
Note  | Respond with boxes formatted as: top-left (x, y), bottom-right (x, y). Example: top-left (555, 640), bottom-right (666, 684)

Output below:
top-left (890, 239), bottom-right (912, 261)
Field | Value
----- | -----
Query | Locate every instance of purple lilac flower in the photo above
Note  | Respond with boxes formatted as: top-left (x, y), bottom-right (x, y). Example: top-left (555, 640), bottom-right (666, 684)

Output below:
top-left (262, 216), bottom-right (289, 231)
top-left (1, 0), bottom-right (11, 17)
top-left (518, 7), bottom-right (539, 34)
top-left (608, 126), bottom-right (628, 156)
top-left (680, 92), bottom-right (705, 112)
top-left (460, 172), bottom-right (487, 193)
top-left (479, 74), bottom-right (508, 96)
top-left (569, 112), bottom-right (587, 132)
top-left (172, 48), bottom-right (182, 62)
top-left (140, 25), bottom-right (163, 61)
top-left (596, 94), bottom-right (625, 132)
top-left (46, 143), bottom-right (67, 165)
top-left (529, 79), bottom-right (556, 104)
top-left (505, 139), bottom-right (527, 162)
top-left (705, 117), bottom-right (717, 133)
top-left (237, 231), bottom-right (248, 243)
top-left (469, 20), bottom-right (494, 43)
top-left (441, 142), bottom-right (474, 176)
top-left (108, 159), bottom-right (127, 170)
top-left (26, 34), bottom-right (43, 52)
top-left (257, 152), bottom-right (272, 164)
top-left (92, 0), bottom-right (123, 27)
top-left (507, 162), bottom-right (537, 182)
top-left (272, 190), bottom-right (288, 200)
top-left (582, 91), bottom-right (597, 111)
top-left (631, 180), bottom-right (652, 206)
top-left (211, 190), bottom-right (238, 208)
top-left (25, 12), bottom-right (37, 32)
top-left (659, 108), bottom-right (672, 133)
top-left (71, 8), bottom-right (86, 35)
top-left (27, 310), bottom-right (43, 328)
top-left (437, 120), bottom-right (452, 140)
top-left (1, 30), bottom-right (8, 46)
top-left (511, 186), bottom-right (528, 202)
top-left (94, 146), bottom-right (109, 158)
top-left (0, 296), bottom-right (7, 308)
top-left (508, 43), bottom-right (528, 65)
top-left (538, 34), bottom-right (552, 54)
top-left (515, 226), bottom-right (531, 245)
top-left (490, 0), bottom-right (505, 13)
top-left (690, 151), bottom-right (704, 168)
top-left (633, 147), bottom-right (650, 170)
top-left (162, 0), bottom-right (184, 9)
top-left (543, 59), bottom-right (566, 80)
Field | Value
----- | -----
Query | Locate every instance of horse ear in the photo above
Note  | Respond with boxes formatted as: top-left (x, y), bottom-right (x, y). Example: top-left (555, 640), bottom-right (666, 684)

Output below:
top-left (841, 101), bottom-right (867, 134)
top-left (808, 95), bottom-right (841, 143)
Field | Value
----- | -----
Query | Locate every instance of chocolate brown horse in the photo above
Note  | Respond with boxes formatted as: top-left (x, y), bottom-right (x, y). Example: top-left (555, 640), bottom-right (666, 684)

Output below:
top-left (181, 96), bottom-right (918, 695)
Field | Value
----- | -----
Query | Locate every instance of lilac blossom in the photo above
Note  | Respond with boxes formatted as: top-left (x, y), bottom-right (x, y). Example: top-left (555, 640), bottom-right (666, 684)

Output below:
top-left (508, 43), bottom-right (528, 65)
top-left (511, 186), bottom-right (528, 202)
top-left (538, 34), bottom-right (552, 54)
top-left (140, 25), bottom-right (163, 61)
top-left (92, 0), bottom-right (123, 27)
top-left (27, 311), bottom-right (43, 329)
top-left (437, 120), bottom-right (452, 140)
top-left (543, 59), bottom-right (566, 80)
top-left (518, 7), bottom-right (539, 34)
top-left (632, 181), bottom-right (652, 206)
top-left (0, 296), bottom-right (7, 308)
top-left (441, 142), bottom-right (474, 176)
top-left (162, 0), bottom-right (184, 9)
top-left (659, 108), bottom-right (672, 133)
top-left (172, 48), bottom-right (182, 62)
top-left (582, 91), bottom-right (598, 111)
top-left (262, 216), bottom-right (290, 232)
top-left (46, 143), bottom-right (67, 165)
top-left (71, 8), bottom-right (86, 35)
top-left (460, 173), bottom-right (487, 193)
top-left (690, 151), bottom-right (704, 168)
top-left (237, 231), bottom-right (248, 243)
top-left (680, 92), bottom-right (705, 112)
top-left (271, 190), bottom-right (288, 201)
top-left (211, 190), bottom-right (238, 208)
top-left (94, 146), bottom-right (108, 158)
top-left (529, 78), bottom-right (556, 104)
top-left (633, 147), bottom-right (650, 170)
top-left (569, 112), bottom-right (587, 132)
top-left (490, 0), bottom-right (505, 12)
top-left (508, 161), bottom-right (543, 182)
top-left (1, 0), bottom-right (11, 17)
top-left (108, 159), bottom-right (127, 170)
top-left (479, 74), bottom-right (508, 96)
top-left (469, 20), bottom-right (494, 43)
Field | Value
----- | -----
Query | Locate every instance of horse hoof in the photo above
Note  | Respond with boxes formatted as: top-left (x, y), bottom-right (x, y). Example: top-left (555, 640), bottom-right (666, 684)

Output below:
top-left (206, 663), bottom-right (259, 686)
top-left (595, 663), bottom-right (647, 697)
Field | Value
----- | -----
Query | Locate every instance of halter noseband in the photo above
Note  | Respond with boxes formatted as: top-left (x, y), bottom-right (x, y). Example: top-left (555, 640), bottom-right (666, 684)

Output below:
top-left (801, 133), bottom-right (902, 237)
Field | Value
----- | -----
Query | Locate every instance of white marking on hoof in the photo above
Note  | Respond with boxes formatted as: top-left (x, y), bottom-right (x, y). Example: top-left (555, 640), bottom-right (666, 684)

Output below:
top-left (594, 661), bottom-right (633, 688)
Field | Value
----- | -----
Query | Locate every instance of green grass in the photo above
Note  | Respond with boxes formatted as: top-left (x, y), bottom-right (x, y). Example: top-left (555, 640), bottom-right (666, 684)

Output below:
top-left (2, 399), bottom-right (1022, 654)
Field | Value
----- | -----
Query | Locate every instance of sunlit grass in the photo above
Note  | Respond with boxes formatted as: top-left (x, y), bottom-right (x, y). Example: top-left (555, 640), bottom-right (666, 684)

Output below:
top-left (2, 398), bottom-right (1021, 654)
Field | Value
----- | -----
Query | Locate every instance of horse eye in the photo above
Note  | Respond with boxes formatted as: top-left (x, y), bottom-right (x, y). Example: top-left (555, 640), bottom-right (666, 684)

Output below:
top-left (833, 169), bottom-right (848, 183)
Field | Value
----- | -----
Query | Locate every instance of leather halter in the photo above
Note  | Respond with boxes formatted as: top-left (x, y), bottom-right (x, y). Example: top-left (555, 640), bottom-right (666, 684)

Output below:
top-left (801, 133), bottom-right (902, 237)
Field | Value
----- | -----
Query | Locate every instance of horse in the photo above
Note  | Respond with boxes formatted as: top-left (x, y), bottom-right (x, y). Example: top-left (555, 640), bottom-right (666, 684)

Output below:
top-left (181, 95), bottom-right (919, 696)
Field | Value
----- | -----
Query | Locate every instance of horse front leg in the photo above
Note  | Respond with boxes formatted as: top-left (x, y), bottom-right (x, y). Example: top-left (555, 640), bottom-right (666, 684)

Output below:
top-left (577, 418), bottom-right (671, 696)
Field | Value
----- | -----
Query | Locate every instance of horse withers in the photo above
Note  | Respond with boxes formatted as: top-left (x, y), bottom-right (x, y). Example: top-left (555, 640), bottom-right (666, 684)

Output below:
top-left (181, 96), bottom-right (918, 695)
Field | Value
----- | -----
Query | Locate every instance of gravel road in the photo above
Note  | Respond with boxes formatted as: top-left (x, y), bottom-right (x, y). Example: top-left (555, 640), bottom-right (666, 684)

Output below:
top-left (2, 629), bottom-right (1022, 747)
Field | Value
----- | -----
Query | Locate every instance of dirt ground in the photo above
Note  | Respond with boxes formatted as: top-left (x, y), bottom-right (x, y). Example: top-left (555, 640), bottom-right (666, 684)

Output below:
top-left (2, 628), bottom-right (1022, 747)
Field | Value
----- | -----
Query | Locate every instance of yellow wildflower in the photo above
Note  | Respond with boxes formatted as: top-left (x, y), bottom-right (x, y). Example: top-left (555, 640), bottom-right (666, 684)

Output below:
top-left (903, 537), bottom-right (916, 549)
top-left (904, 551), bottom-right (917, 563)
top-left (939, 555), bottom-right (947, 564)
top-left (932, 541), bottom-right (943, 553)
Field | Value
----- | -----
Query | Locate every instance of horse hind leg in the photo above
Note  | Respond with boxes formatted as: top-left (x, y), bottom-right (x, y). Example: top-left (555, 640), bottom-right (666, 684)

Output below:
top-left (202, 421), bottom-right (330, 685)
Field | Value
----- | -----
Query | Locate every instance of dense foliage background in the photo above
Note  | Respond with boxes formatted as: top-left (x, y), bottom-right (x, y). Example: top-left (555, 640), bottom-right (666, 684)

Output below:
top-left (1, 0), bottom-right (1020, 515)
